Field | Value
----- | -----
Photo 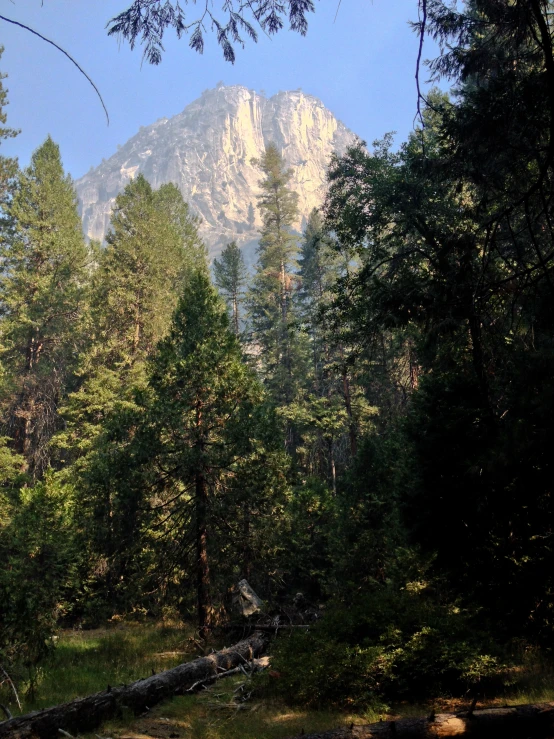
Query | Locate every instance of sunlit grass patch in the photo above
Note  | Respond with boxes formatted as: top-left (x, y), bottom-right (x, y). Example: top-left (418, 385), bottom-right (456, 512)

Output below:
top-left (4, 623), bottom-right (554, 739)
top-left (6, 621), bottom-right (196, 714)
top-left (91, 695), bottom-right (369, 739)
top-left (85, 669), bottom-right (380, 739)
top-left (502, 644), bottom-right (554, 706)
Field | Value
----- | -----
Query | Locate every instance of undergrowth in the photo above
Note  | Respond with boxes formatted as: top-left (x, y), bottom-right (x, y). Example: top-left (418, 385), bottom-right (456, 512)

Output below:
top-left (268, 587), bottom-right (554, 712)
top-left (2, 621), bottom-right (553, 739)
top-left (0, 620), bottom-right (196, 714)
top-left (84, 674), bottom-right (377, 739)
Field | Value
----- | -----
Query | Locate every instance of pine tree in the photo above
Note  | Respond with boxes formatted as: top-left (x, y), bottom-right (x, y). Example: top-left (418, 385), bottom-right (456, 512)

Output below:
top-left (0, 48), bottom-right (19, 217)
top-left (248, 144), bottom-right (306, 407)
top-left (93, 175), bottom-right (206, 366)
top-left (247, 202), bottom-right (255, 229)
top-left (298, 209), bottom-right (341, 386)
top-left (213, 241), bottom-right (247, 335)
top-left (0, 137), bottom-right (89, 476)
top-left (85, 272), bottom-right (285, 633)
top-left (279, 208), bottom-right (369, 486)
top-left (55, 176), bottom-right (206, 467)
top-left (53, 178), bottom-right (207, 615)
top-left (145, 271), bottom-right (262, 635)
top-left (0, 52), bottom-right (22, 480)
top-left (288, 208), bottom-right (358, 484)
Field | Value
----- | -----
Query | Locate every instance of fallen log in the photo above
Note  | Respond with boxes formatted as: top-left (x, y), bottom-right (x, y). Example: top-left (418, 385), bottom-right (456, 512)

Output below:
top-left (243, 624), bottom-right (313, 634)
top-left (0, 631), bottom-right (268, 739)
top-left (286, 703), bottom-right (554, 739)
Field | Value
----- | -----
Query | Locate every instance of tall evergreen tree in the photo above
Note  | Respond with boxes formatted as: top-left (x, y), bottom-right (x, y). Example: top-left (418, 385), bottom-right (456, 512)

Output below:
top-left (213, 241), bottom-right (247, 335)
top-left (248, 144), bottom-right (306, 408)
top-left (144, 272), bottom-right (262, 635)
top-left (0, 48), bottom-right (19, 217)
top-left (56, 176), bottom-right (206, 467)
top-left (287, 208), bottom-right (362, 483)
top-left (298, 208), bottom-right (344, 388)
top-left (247, 202), bottom-right (255, 229)
top-left (0, 52), bottom-right (22, 480)
top-left (93, 176), bottom-right (206, 366)
top-left (0, 137), bottom-right (89, 476)
top-left (54, 178), bottom-right (207, 610)
top-left (82, 272), bottom-right (287, 633)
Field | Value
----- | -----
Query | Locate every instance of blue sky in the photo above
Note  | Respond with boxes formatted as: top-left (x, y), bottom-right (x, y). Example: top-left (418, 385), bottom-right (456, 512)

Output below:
top-left (0, 1), bottom-right (439, 180)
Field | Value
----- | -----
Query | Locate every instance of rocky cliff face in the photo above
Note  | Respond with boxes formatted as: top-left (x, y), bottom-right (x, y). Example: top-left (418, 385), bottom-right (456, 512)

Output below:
top-left (75, 85), bottom-right (357, 260)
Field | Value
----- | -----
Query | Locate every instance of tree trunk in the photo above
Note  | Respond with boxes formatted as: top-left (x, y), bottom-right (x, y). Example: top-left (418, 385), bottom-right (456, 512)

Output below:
top-left (0, 633), bottom-right (269, 739)
top-left (285, 703), bottom-right (554, 739)
top-left (408, 339), bottom-right (419, 391)
top-left (195, 403), bottom-right (211, 639)
top-left (280, 258), bottom-right (287, 322)
top-left (13, 400), bottom-right (33, 460)
top-left (242, 504), bottom-right (252, 580)
top-left (233, 292), bottom-right (239, 336)
top-left (196, 467), bottom-right (211, 639)
top-left (468, 310), bottom-right (489, 411)
top-left (329, 438), bottom-right (337, 495)
top-left (132, 306), bottom-right (141, 354)
top-left (342, 365), bottom-right (357, 457)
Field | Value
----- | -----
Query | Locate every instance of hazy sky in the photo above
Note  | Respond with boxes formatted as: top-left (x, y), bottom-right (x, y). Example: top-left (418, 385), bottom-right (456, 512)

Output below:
top-left (0, 1), bottom-right (439, 180)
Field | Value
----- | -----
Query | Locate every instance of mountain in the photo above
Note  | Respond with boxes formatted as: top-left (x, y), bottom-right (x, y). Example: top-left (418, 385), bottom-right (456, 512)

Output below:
top-left (75, 85), bottom-right (357, 260)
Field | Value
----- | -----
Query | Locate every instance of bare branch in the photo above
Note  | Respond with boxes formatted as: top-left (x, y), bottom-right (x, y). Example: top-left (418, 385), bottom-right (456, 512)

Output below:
top-left (0, 665), bottom-right (21, 713)
top-left (0, 14), bottom-right (109, 125)
top-left (415, 0), bottom-right (427, 129)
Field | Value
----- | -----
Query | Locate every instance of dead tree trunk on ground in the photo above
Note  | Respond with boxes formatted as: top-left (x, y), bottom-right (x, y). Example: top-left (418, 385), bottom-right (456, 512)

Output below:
top-left (286, 703), bottom-right (554, 739)
top-left (0, 632), bottom-right (268, 739)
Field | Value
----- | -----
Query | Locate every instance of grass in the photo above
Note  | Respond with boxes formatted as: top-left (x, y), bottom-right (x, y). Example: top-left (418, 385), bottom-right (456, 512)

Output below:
top-left (499, 644), bottom-right (554, 707)
top-left (1, 620), bottom-right (197, 714)
top-left (3, 623), bottom-right (554, 739)
top-left (1, 621), bottom-right (377, 739)
top-left (83, 674), bottom-right (376, 739)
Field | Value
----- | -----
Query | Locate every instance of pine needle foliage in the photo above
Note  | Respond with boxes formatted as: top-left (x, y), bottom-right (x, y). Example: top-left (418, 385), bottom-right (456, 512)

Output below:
top-left (213, 241), bottom-right (248, 335)
top-left (0, 137), bottom-right (89, 476)
top-left (0, 47), bottom-right (19, 216)
top-left (248, 144), bottom-right (306, 407)
top-left (107, 0), bottom-right (315, 64)
top-left (80, 272), bottom-right (288, 631)
top-left (55, 176), bottom-right (206, 469)
top-left (93, 175), bottom-right (206, 366)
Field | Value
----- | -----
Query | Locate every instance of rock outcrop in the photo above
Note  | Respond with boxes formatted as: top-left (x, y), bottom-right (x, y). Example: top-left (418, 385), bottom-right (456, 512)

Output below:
top-left (75, 85), bottom-right (357, 260)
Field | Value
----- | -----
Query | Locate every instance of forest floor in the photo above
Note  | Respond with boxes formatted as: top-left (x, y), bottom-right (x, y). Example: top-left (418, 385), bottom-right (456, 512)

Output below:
top-left (5, 622), bottom-right (554, 739)
top-left (15, 620), bottom-right (198, 714)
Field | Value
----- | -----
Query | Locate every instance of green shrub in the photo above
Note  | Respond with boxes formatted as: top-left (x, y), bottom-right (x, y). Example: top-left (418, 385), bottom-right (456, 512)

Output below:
top-left (0, 475), bottom-right (78, 674)
top-left (270, 584), bottom-right (505, 710)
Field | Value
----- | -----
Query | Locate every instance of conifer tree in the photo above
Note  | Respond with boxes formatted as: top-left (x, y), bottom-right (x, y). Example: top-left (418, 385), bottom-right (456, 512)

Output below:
top-left (56, 176), bottom-right (206, 467)
top-left (213, 241), bottom-right (247, 335)
top-left (0, 53), bottom-right (23, 480)
top-left (93, 176), bottom-right (206, 366)
top-left (0, 48), bottom-right (19, 217)
top-left (298, 209), bottom-right (341, 385)
top-left (290, 209), bottom-right (349, 482)
top-left (0, 137), bottom-right (89, 476)
top-left (53, 178), bottom-right (207, 617)
top-left (85, 272), bottom-right (286, 633)
top-left (248, 144), bottom-right (307, 407)
top-left (247, 202), bottom-right (255, 229)
top-left (144, 272), bottom-right (260, 635)
top-left (282, 209), bottom-right (366, 484)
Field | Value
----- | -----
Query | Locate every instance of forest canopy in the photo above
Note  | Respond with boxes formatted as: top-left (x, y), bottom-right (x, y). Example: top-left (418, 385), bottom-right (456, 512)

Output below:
top-left (1, 0), bottom-right (554, 724)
